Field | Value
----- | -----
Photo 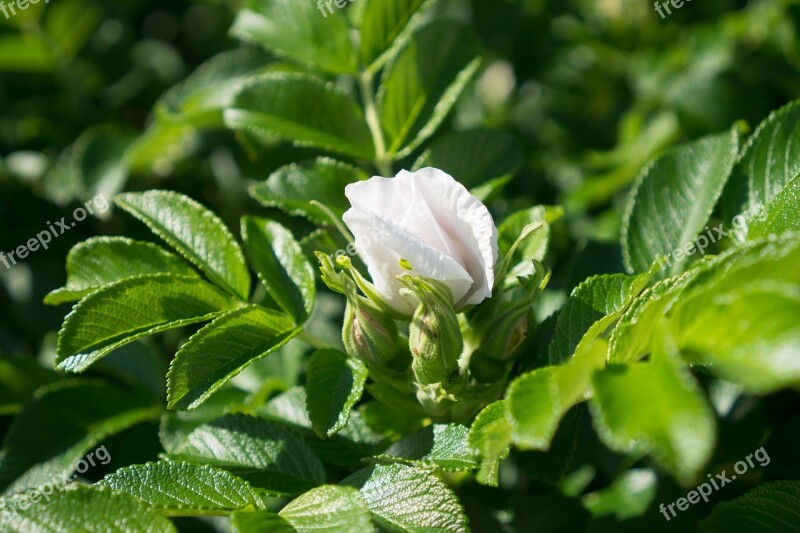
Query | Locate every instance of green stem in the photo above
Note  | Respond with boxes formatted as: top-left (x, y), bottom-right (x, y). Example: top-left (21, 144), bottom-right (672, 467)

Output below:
top-left (359, 72), bottom-right (393, 177)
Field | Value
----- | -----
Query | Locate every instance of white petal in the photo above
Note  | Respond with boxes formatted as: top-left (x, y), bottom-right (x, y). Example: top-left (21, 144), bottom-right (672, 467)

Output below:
top-left (412, 168), bottom-right (498, 307)
top-left (343, 208), bottom-right (473, 314)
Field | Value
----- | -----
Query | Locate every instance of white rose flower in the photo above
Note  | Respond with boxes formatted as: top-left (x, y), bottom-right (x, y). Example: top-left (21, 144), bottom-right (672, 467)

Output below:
top-left (343, 168), bottom-right (499, 315)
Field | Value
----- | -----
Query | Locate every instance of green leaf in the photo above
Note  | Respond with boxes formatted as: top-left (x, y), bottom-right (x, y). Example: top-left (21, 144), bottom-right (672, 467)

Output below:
top-left (167, 306), bottom-right (300, 410)
top-left (241, 217), bottom-right (316, 324)
top-left (497, 206), bottom-right (562, 280)
top-left (0, 380), bottom-right (159, 495)
top-left (169, 414), bottom-right (325, 495)
top-left (590, 326), bottom-right (715, 485)
top-left (0, 485), bottom-right (175, 533)
top-left (376, 423), bottom-right (479, 472)
top-left (56, 275), bottom-right (238, 373)
top-left (71, 126), bottom-right (136, 199)
top-left (115, 190), bottom-right (251, 300)
top-left (343, 464), bottom-right (468, 532)
top-left (506, 338), bottom-right (607, 451)
top-left (231, 0), bottom-right (357, 75)
top-left (280, 485), bottom-right (374, 532)
top-left (724, 99), bottom-right (800, 220)
top-left (672, 282), bottom-right (800, 393)
top-left (250, 158), bottom-right (368, 224)
top-left (361, 0), bottom-right (439, 71)
top-left (306, 349), bottom-right (368, 439)
top-left (413, 129), bottom-right (524, 188)
top-left (582, 468), bottom-right (657, 520)
top-left (747, 174), bottom-right (800, 240)
top-left (700, 480), bottom-right (800, 533)
top-left (378, 19), bottom-right (481, 159)
top-left (101, 461), bottom-right (263, 514)
top-left (622, 130), bottom-right (739, 275)
top-left (467, 401), bottom-right (512, 486)
top-left (225, 73), bottom-right (374, 159)
top-left (263, 388), bottom-right (385, 468)
top-left (45, 237), bottom-right (197, 305)
top-left (232, 510), bottom-right (296, 533)
top-left (548, 273), bottom-right (651, 364)
top-left (159, 48), bottom-right (273, 127)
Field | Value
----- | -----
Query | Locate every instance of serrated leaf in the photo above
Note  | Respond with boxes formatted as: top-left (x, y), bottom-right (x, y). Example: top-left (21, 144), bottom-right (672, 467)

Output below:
top-left (672, 283), bottom-right (800, 393)
top-left (590, 326), bottom-right (715, 485)
top-left (413, 129), bottom-right (524, 188)
top-left (225, 73), bottom-right (374, 159)
top-left (467, 402), bottom-right (512, 486)
top-left (241, 217), bottom-right (315, 324)
top-left (506, 338), bottom-right (607, 452)
top-left (101, 461), bottom-right (263, 514)
top-left (263, 388), bottom-right (385, 468)
top-left (343, 464), bottom-right (468, 532)
top-left (622, 130), bottom-right (739, 275)
top-left (377, 423), bottom-right (479, 472)
top-left (723, 99), bottom-right (800, 220)
top-left (608, 272), bottom-right (696, 364)
top-left (747, 174), bottom-right (800, 239)
top-left (548, 273), bottom-right (651, 364)
top-left (610, 236), bottom-right (800, 364)
top-left (167, 306), bottom-right (300, 410)
top-left (56, 275), bottom-right (238, 373)
top-left (0, 485), bottom-right (175, 533)
top-left (700, 480), bottom-right (800, 533)
top-left (0, 380), bottom-right (159, 495)
top-left (280, 485), bottom-right (374, 532)
top-left (45, 237), bottom-right (197, 305)
top-left (306, 350), bottom-right (368, 439)
top-left (361, 0), bottom-right (437, 71)
top-left (116, 190), bottom-right (251, 300)
top-left (250, 158), bottom-right (368, 224)
top-left (231, 0), bottom-right (357, 75)
top-left (160, 48), bottom-right (273, 127)
top-left (169, 414), bottom-right (325, 495)
top-left (378, 19), bottom-right (481, 159)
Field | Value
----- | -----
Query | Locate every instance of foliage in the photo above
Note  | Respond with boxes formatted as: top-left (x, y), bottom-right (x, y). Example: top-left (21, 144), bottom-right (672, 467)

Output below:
top-left (2, 0), bottom-right (800, 531)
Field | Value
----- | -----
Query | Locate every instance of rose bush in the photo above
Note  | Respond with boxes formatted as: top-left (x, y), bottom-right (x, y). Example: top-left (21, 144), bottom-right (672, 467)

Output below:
top-left (343, 168), bottom-right (498, 314)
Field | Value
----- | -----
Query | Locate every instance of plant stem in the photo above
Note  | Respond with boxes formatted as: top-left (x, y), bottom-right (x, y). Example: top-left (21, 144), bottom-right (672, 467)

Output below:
top-left (359, 71), bottom-right (393, 177)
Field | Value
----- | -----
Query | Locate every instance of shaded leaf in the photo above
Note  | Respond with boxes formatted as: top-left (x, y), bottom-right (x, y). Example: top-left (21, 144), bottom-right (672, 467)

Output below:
top-left (306, 349), bottom-right (368, 439)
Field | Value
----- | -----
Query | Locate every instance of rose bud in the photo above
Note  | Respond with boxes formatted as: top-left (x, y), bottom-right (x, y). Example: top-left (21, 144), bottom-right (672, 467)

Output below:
top-left (342, 168), bottom-right (499, 316)
top-left (400, 276), bottom-right (465, 389)
top-left (474, 263), bottom-right (550, 362)
top-left (342, 295), bottom-right (400, 366)
top-left (316, 252), bottom-right (400, 365)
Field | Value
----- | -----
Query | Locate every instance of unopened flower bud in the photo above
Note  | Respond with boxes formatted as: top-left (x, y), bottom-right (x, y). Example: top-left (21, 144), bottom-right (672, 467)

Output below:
top-left (475, 261), bottom-right (549, 362)
top-left (343, 296), bottom-right (399, 366)
top-left (400, 276), bottom-right (465, 388)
